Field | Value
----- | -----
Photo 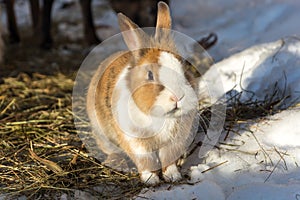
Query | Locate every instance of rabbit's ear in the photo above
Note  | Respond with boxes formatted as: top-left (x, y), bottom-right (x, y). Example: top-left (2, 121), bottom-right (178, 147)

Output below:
top-left (155, 1), bottom-right (171, 39)
top-left (118, 13), bottom-right (148, 51)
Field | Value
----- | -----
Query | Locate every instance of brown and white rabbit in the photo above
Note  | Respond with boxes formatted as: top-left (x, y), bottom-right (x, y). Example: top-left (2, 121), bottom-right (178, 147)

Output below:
top-left (87, 1), bottom-right (199, 185)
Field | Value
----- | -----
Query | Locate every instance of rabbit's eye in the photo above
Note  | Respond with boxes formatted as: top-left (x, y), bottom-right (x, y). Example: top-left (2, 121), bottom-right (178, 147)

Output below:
top-left (147, 70), bottom-right (154, 81)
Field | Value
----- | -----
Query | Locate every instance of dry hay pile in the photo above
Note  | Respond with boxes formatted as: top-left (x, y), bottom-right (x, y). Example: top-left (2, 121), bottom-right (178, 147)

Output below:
top-left (0, 73), bottom-right (141, 199)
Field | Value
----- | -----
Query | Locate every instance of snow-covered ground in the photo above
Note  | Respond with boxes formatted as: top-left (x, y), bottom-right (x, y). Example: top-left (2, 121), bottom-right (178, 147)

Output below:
top-left (1, 0), bottom-right (300, 199)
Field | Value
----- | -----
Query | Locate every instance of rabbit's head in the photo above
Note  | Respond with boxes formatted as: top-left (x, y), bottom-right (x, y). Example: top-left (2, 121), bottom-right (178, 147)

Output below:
top-left (118, 2), bottom-right (198, 121)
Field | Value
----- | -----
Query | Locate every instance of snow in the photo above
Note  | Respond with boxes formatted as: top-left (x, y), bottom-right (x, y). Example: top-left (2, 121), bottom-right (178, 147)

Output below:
top-left (137, 180), bottom-right (225, 200)
top-left (263, 108), bottom-right (300, 148)
top-left (227, 183), bottom-right (300, 200)
top-left (199, 37), bottom-right (300, 107)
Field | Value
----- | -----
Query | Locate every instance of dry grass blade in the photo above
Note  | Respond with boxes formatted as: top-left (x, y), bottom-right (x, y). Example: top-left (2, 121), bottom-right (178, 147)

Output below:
top-left (264, 149), bottom-right (288, 183)
top-left (29, 148), bottom-right (64, 175)
top-left (201, 161), bottom-right (228, 174)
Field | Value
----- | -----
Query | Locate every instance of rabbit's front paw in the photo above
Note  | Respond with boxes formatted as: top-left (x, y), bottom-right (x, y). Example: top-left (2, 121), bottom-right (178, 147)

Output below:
top-left (141, 171), bottom-right (160, 185)
top-left (163, 164), bottom-right (182, 182)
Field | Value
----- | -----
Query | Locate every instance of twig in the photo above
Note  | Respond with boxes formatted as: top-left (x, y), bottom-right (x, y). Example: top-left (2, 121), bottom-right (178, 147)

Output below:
top-left (201, 160), bottom-right (228, 173)
top-left (264, 149), bottom-right (287, 183)
top-left (250, 131), bottom-right (273, 166)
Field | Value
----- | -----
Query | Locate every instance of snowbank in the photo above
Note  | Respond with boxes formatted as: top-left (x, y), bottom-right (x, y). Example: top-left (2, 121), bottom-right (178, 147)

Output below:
top-left (201, 37), bottom-right (300, 108)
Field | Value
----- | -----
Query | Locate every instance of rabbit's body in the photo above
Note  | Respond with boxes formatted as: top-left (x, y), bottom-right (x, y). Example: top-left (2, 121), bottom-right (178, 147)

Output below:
top-left (87, 2), bottom-right (199, 184)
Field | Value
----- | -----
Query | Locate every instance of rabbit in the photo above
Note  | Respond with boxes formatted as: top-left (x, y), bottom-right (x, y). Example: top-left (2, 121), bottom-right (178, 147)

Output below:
top-left (86, 1), bottom-right (200, 185)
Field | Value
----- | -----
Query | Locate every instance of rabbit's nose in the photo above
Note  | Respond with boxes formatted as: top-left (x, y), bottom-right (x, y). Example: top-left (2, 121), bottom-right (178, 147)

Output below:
top-left (170, 95), bottom-right (178, 102)
top-left (170, 95), bottom-right (184, 108)
top-left (170, 95), bottom-right (184, 102)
